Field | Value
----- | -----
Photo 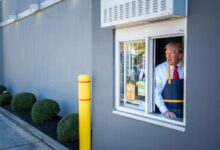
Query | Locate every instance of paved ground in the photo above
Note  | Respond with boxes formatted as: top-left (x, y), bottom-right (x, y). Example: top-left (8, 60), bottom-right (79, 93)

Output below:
top-left (0, 112), bottom-right (53, 150)
top-left (0, 108), bottom-right (69, 150)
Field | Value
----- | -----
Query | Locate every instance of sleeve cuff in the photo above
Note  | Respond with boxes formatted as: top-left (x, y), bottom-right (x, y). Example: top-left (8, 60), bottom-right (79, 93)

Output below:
top-left (159, 106), bottom-right (168, 114)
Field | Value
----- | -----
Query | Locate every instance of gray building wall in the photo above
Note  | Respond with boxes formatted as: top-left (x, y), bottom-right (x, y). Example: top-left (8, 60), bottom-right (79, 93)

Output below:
top-left (92, 0), bottom-right (220, 150)
top-left (0, 2), bottom-right (2, 83)
top-left (1, 0), bottom-right (92, 115)
top-left (1, 0), bottom-right (220, 149)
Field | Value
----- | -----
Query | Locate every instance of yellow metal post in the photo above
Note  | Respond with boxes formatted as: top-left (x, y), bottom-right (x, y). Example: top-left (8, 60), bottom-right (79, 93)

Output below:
top-left (78, 75), bottom-right (91, 150)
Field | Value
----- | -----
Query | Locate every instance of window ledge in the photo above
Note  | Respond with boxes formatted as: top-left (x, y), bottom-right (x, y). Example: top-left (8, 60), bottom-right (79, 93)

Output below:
top-left (112, 110), bottom-right (185, 132)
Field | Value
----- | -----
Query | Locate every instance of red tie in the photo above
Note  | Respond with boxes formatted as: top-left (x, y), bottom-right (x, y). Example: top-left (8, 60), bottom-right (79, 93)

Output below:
top-left (173, 65), bottom-right (179, 80)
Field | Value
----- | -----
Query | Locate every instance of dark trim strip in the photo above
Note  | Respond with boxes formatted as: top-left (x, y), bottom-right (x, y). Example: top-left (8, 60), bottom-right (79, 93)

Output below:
top-left (78, 81), bottom-right (91, 83)
top-left (79, 99), bottom-right (91, 101)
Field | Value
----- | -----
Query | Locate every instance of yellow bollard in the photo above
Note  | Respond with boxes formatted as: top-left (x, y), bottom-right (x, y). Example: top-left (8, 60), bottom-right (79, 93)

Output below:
top-left (78, 75), bottom-right (91, 150)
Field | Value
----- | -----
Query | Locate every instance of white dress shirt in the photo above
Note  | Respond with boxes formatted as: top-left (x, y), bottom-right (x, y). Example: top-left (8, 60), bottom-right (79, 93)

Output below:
top-left (154, 62), bottom-right (184, 113)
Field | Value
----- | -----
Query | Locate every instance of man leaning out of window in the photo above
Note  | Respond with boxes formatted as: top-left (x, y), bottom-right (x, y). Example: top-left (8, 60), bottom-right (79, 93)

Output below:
top-left (155, 42), bottom-right (184, 119)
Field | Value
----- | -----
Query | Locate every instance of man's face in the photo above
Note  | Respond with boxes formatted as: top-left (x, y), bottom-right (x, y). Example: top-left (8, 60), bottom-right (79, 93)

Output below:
top-left (165, 47), bottom-right (182, 66)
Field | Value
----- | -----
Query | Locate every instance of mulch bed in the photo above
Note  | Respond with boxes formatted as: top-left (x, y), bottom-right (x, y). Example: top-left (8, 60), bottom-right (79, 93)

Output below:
top-left (1, 104), bottom-right (78, 150)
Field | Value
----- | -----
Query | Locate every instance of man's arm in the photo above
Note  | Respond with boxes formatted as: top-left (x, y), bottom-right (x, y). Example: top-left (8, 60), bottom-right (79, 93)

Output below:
top-left (154, 67), bottom-right (168, 114)
top-left (155, 66), bottom-right (176, 118)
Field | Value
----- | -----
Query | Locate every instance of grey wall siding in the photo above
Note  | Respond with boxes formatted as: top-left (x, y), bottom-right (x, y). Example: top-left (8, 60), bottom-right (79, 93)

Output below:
top-left (2, 0), bottom-right (92, 115)
top-left (92, 0), bottom-right (220, 150)
top-left (0, 28), bottom-right (2, 83)
top-left (186, 0), bottom-right (220, 148)
top-left (92, 0), bottom-right (114, 148)
top-left (0, 2), bottom-right (2, 83)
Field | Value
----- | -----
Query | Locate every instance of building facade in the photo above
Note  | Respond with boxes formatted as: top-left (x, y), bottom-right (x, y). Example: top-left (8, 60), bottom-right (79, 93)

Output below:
top-left (0, 0), bottom-right (220, 150)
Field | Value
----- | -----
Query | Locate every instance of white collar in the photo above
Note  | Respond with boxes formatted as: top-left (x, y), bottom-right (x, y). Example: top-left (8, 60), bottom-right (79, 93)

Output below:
top-left (166, 62), bottom-right (183, 69)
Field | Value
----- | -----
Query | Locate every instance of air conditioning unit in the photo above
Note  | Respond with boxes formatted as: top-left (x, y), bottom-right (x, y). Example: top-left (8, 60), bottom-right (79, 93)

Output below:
top-left (101, 0), bottom-right (187, 28)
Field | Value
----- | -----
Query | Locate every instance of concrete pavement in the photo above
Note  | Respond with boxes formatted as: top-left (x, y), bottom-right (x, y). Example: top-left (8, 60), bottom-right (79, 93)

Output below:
top-left (0, 107), bottom-right (69, 150)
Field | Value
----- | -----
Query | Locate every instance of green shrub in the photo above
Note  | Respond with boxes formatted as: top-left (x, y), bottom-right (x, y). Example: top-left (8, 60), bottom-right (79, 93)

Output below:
top-left (31, 99), bottom-right (60, 124)
top-left (0, 85), bottom-right (7, 94)
top-left (12, 92), bottom-right (36, 111)
top-left (0, 92), bottom-right (12, 106)
top-left (57, 113), bottom-right (79, 142)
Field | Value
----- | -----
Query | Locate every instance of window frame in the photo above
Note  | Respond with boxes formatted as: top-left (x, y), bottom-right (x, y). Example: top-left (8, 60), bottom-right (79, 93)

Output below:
top-left (115, 39), bottom-right (148, 116)
top-left (114, 18), bottom-right (187, 131)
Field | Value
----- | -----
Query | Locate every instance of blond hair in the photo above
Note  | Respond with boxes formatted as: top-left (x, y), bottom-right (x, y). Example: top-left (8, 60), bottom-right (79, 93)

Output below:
top-left (165, 42), bottom-right (183, 54)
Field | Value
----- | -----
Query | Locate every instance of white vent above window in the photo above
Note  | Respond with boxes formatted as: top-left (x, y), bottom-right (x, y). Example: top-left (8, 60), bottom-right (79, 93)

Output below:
top-left (101, 0), bottom-right (187, 28)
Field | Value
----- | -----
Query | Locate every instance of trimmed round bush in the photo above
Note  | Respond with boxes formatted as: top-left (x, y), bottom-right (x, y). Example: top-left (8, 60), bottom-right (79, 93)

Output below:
top-left (57, 113), bottom-right (79, 142)
top-left (12, 92), bottom-right (36, 111)
top-left (31, 99), bottom-right (60, 124)
top-left (0, 92), bottom-right (12, 106)
top-left (0, 85), bottom-right (7, 94)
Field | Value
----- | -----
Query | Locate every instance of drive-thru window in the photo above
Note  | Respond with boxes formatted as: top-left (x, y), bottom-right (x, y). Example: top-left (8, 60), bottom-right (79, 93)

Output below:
top-left (114, 19), bottom-right (186, 131)
top-left (101, 0), bottom-right (187, 131)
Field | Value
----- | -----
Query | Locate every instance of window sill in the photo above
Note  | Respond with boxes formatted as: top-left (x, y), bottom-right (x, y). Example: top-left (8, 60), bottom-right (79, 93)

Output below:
top-left (112, 110), bottom-right (185, 132)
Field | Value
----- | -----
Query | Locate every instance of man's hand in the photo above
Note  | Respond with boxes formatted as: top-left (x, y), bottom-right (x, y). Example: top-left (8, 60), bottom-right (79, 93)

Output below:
top-left (163, 111), bottom-right (176, 119)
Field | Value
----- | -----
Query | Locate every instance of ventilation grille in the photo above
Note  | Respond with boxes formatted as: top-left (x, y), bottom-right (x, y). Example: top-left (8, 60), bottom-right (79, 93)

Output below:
top-left (138, 0), bottom-right (143, 16)
top-left (152, 0), bottom-right (158, 13)
top-left (101, 0), bottom-right (186, 27)
top-left (114, 6), bottom-right (118, 21)
top-left (144, 0), bottom-right (150, 14)
top-left (120, 4), bottom-right (124, 20)
top-left (125, 3), bottom-right (130, 18)
top-left (161, 0), bottom-right (167, 11)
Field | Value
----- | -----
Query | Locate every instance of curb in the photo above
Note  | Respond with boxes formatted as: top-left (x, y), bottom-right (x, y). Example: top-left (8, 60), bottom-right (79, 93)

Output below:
top-left (0, 107), bottom-right (69, 150)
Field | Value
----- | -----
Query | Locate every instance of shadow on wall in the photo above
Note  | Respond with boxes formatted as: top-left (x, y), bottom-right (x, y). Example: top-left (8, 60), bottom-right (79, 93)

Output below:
top-left (0, 1), bottom-right (3, 83)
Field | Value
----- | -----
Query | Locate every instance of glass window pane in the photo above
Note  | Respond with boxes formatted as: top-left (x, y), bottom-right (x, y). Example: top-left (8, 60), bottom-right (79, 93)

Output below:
top-left (119, 40), bottom-right (146, 111)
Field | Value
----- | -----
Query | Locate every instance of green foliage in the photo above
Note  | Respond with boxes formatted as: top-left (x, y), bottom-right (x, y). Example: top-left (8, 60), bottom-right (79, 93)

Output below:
top-left (0, 85), bottom-right (7, 94)
top-left (0, 92), bottom-right (12, 106)
top-left (57, 113), bottom-right (79, 142)
top-left (31, 99), bottom-right (60, 124)
top-left (11, 92), bottom-right (36, 111)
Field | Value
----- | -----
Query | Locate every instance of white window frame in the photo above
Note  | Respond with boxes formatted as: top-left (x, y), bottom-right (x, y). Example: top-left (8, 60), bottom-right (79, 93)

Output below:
top-left (114, 18), bottom-right (187, 132)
